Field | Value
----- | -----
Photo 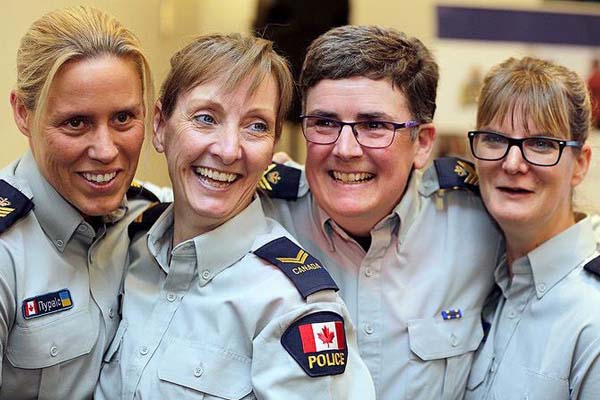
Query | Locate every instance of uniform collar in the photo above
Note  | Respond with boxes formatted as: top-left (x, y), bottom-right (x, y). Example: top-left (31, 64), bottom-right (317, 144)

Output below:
top-left (392, 169), bottom-right (420, 243)
top-left (494, 216), bottom-right (596, 300)
top-left (16, 152), bottom-right (84, 252)
top-left (148, 197), bottom-right (268, 285)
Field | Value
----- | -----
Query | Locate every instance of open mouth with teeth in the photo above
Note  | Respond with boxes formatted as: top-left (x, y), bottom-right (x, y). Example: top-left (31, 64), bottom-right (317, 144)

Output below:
top-left (81, 171), bottom-right (117, 184)
top-left (498, 186), bottom-right (533, 195)
top-left (195, 167), bottom-right (238, 187)
top-left (330, 171), bottom-right (374, 184)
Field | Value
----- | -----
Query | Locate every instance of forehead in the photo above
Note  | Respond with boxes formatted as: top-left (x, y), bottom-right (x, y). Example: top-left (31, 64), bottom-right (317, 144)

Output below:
top-left (305, 77), bottom-right (410, 118)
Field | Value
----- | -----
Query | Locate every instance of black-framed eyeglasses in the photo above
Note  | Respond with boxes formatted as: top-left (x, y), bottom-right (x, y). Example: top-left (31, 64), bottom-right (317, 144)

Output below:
top-left (299, 115), bottom-right (420, 149)
top-left (468, 130), bottom-right (582, 167)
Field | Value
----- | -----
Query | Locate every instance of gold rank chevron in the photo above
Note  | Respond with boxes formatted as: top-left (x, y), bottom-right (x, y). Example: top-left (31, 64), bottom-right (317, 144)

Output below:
top-left (454, 160), bottom-right (479, 186)
top-left (0, 206), bottom-right (15, 218)
top-left (276, 249), bottom-right (309, 264)
top-left (258, 164), bottom-right (277, 191)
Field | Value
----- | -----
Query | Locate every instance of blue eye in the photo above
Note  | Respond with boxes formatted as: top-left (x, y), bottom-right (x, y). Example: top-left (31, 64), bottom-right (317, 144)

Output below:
top-left (249, 122), bottom-right (269, 133)
top-left (193, 114), bottom-right (215, 125)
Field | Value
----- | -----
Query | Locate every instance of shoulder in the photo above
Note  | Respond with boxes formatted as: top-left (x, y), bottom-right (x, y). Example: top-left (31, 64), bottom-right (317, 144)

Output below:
top-left (253, 233), bottom-right (339, 300)
top-left (126, 180), bottom-right (166, 203)
top-left (258, 162), bottom-right (309, 201)
top-left (127, 201), bottom-right (171, 240)
top-left (420, 157), bottom-right (480, 196)
top-left (0, 178), bottom-right (34, 235)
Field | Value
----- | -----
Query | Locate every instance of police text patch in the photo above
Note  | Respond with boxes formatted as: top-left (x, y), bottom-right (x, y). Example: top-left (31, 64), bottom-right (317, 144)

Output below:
top-left (22, 289), bottom-right (73, 319)
top-left (281, 312), bottom-right (348, 377)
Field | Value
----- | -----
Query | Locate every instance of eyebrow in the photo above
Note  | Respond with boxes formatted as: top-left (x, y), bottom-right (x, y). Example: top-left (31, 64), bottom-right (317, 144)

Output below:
top-left (307, 110), bottom-right (396, 121)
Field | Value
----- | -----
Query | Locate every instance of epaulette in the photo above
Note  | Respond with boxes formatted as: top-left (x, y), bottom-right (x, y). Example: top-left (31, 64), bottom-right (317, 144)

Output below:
top-left (128, 202), bottom-right (170, 240)
top-left (434, 157), bottom-right (479, 193)
top-left (0, 179), bottom-right (34, 234)
top-left (126, 181), bottom-right (160, 203)
top-left (258, 163), bottom-right (301, 200)
top-left (254, 237), bottom-right (338, 298)
top-left (584, 255), bottom-right (600, 277)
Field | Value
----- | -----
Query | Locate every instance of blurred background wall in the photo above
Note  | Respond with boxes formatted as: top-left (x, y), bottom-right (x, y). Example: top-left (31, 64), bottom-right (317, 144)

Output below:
top-left (1, 0), bottom-right (599, 211)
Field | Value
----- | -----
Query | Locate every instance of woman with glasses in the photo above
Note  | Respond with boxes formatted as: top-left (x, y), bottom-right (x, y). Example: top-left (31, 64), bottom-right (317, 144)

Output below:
top-left (464, 57), bottom-right (600, 399)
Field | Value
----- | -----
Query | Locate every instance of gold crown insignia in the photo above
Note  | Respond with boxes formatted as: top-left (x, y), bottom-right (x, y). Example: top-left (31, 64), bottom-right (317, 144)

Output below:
top-left (0, 197), bottom-right (10, 207)
top-left (454, 160), bottom-right (479, 186)
top-left (0, 196), bottom-right (15, 218)
top-left (276, 249), bottom-right (309, 265)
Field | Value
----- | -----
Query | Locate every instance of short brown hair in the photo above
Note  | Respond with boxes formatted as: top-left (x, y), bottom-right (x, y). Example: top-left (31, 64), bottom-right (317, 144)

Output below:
top-left (477, 57), bottom-right (591, 143)
top-left (159, 33), bottom-right (293, 140)
top-left (15, 6), bottom-right (153, 135)
top-left (300, 25), bottom-right (438, 123)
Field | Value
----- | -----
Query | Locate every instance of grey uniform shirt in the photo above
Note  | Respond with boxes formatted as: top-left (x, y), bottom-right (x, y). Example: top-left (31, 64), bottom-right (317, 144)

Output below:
top-left (465, 216), bottom-right (600, 400)
top-left (95, 197), bottom-right (375, 400)
top-left (0, 152), bottom-right (151, 400)
top-left (261, 164), bottom-right (503, 400)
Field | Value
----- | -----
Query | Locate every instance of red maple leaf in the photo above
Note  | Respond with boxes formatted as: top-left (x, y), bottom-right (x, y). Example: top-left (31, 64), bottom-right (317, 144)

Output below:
top-left (317, 325), bottom-right (335, 347)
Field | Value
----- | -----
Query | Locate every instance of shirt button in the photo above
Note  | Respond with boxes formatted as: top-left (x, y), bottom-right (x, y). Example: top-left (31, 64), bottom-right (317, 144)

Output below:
top-left (77, 225), bottom-right (87, 232)
top-left (449, 333), bottom-right (459, 347)
top-left (364, 323), bottom-right (374, 335)
top-left (140, 346), bottom-right (149, 355)
top-left (50, 346), bottom-right (59, 357)
top-left (167, 293), bottom-right (177, 302)
top-left (508, 310), bottom-right (516, 319)
top-left (537, 283), bottom-right (547, 293)
top-left (364, 267), bottom-right (373, 277)
top-left (55, 240), bottom-right (64, 248)
top-left (490, 362), bottom-right (496, 373)
top-left (201, 270), bottom-right (211, 280)
top-left (108, 307), bottom-right (115, 319)
top-left (193, 366), bottom-right (204, 377)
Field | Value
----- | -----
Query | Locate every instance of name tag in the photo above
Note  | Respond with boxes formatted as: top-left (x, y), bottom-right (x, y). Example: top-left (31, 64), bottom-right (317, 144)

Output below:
top-left (22, 289), bottom-right (73, 320)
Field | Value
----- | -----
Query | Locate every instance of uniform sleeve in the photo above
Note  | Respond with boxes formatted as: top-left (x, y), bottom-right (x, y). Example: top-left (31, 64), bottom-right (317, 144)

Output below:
top-left (573, 337), bottom-right (600, 399)
top-left (251, 295), bottom-right (375, 400)
top-left (0, 243), bottom-right (17, 386)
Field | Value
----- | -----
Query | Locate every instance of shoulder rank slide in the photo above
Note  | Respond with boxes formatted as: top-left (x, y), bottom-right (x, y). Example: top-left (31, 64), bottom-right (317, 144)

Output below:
top-left (254, 237), bottom-right (338, 298)
top-left (0, 179), bottom-right (34, 234)
top-left (584, 255), bottom-right (600, 277)
top-left (22, 289), bottom-right (73, 320)
top-left (128, 202), bottom-right (170, 240)
top-left (127, 181), bottom-right (161, 203)
top-left (258, 163), bottom-right (301, 200)
top-left (281, 311), bottom-right (348, 377)
top-left (434, 157), bottom-right (479, 193)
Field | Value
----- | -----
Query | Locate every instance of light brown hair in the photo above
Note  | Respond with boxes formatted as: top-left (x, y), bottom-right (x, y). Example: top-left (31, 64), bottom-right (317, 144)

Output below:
top-left (477, 57), bottom-right (591, 143)
top-left (158, 33), bottom-right (293, 140)
top-left (14, 6), bottom-right (153, 134)
top-left (300, 25), bottom-right (439, 125)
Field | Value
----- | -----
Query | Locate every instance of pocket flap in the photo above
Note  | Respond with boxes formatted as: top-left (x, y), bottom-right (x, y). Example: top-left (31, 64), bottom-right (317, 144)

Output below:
top-left (408, 309), bottom-right (483, 360)
top-left (158, 340), bottom-right (252, 400)
top-left (6, 309), bottom-right (98, 368)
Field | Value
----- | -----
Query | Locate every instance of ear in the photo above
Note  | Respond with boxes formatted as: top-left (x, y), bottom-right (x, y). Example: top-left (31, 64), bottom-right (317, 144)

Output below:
top-left (10, 91), bottom-right (33, 138)
top-left (570, 143), bottom-right (591, 188)
top-left (413, 123), bottom-right (436, 170)
top-left (152, 101), bottom-right (166, 153)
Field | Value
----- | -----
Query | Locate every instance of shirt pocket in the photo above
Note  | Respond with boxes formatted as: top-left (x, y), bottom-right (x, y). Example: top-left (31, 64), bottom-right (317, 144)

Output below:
top-left (406, 309), bottom-right (484, 400)
top-left (491, 365), bottom-right (569, 400)
top-left (158, 339), bottom-right (254, 400)
top-left (6, 308), bottom-right (98, 368)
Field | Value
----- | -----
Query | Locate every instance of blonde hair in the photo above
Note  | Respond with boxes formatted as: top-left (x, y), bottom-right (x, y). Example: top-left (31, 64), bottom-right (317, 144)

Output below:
top-left (477, 57), bottom-right (591, 143)
top-left (159, 33), bottom-right (293, 140)
top-left (15, 6), bottom-right (153, 134)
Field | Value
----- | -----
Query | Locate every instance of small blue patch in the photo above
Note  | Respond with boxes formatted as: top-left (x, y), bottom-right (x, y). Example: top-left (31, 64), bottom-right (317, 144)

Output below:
top-left (281, 311), bottom-right (348, 377)
top-left (22, 289), bottom-right (74, 320)
top-left (441, 308), bottom-right (463, 320)
top-left (254, 237), bottom-right (338, 298)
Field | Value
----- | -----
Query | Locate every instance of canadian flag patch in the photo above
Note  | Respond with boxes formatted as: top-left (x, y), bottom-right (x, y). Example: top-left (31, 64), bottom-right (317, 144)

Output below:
top-left (24, 300), bottom-right (38, 318)
top-left (281, 311), bottom-right (348, 377)
top-left (299, 321), bottom-right (345, 353)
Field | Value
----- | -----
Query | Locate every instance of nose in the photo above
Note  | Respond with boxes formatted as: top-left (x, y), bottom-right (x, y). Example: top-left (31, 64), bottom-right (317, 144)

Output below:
top-left (332, 125), bottom-right (363, 159)
top-left (88, 125), bottom-right (118, 163)
top-left (212, 126), bottom-right (242, 165)
top-left (502, 144), bottom-right (529, 174)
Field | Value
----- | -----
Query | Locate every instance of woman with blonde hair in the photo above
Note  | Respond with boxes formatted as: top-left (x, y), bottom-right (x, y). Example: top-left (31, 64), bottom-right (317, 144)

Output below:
top-left (465, 57), bottom-right (600, 399)
top-left (0, 6), bottom-right (155, 399)
top-left (96, 33), bottom-right (375, 399)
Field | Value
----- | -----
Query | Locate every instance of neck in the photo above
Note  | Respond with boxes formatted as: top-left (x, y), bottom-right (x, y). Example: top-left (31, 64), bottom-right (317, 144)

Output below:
top-left (172, 206), bottom-right (214, 247)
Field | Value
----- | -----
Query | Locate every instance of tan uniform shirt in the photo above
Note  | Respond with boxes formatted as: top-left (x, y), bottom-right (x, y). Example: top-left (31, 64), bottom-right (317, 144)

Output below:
top-left (0, 152), bottom-right (151, 400)
top-left (262, 164), bottom-right (503, 400)
top-left (95, 198), bottom-right (375, 400)
top-left (465, 217), bottom-right (600, 400)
